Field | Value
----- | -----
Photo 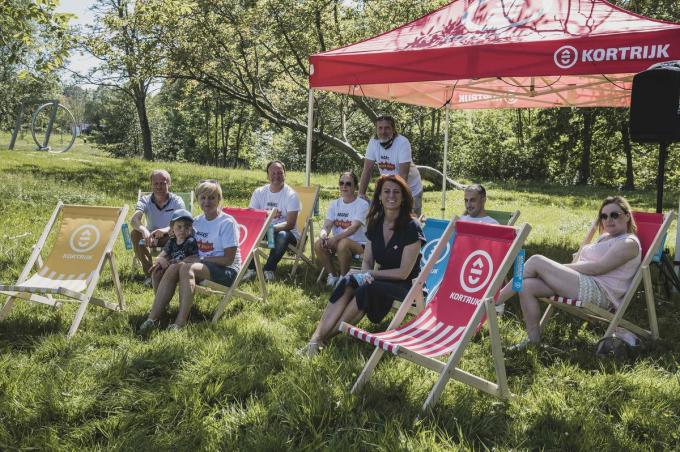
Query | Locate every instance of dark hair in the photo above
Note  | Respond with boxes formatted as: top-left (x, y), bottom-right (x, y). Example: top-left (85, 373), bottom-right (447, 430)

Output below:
top-left (339, 171), bottom-right (358, 187)
top-left (597, 196), bottom-right (637, 234)
top-left (266, 160), bottom-right (286, 173)
top-left (465, 183), bottom-right (486, 198)
top-left (366, 175), bottom-right (414, 233)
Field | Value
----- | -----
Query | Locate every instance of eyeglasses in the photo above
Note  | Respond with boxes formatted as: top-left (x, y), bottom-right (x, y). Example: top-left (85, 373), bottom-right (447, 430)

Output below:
top-left (339, 181), bottom-right (353, 187)
top-left (600, 211), bottom-right (625, 221)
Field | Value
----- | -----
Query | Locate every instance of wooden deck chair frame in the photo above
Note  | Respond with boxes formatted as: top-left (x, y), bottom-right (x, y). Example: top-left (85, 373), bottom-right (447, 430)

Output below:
top-left (197, 209), bottom-right (275, 323)
top-left (287, 185), bottom-right (320, 277)
top-left (131, 190), bottom-right (195, 273)
top-left (0, 201), bottom-right (128, 338)
top-left (392, 209), bottom-right (521, 316)
top-left (539, 210), bottom-right (674, 341)
top-left (342, 218), bottom-right (531, 410)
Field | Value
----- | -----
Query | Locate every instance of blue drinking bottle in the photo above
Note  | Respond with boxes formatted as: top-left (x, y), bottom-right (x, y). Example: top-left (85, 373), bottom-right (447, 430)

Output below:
top-left (267, 224), bottom-right (275, 249)
top-left (121, 223), bottom-right (133, 250)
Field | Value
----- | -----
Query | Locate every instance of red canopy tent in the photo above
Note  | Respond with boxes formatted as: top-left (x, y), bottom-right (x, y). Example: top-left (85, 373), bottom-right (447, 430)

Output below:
top-left (303, 0), bottom-right (680, 212)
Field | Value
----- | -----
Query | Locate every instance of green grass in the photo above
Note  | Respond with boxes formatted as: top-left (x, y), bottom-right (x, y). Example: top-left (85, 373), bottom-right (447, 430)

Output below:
top-left (1, 147), bottom-right (680, 450)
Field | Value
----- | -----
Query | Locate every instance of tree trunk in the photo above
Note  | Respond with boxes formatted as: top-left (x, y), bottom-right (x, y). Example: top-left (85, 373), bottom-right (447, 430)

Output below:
top-left (578, 109), bottom-right (597, 185)
top-left (133, 81), bottom-right (153, 161)
top-left (621, 118), bottom-right (635, 190)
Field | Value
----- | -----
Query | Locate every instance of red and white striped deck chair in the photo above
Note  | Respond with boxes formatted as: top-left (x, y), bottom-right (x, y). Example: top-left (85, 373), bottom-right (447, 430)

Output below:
top-left (540, 210), bottom-right (674, 342)
top-left (340, 219), bottom-right (531, 408)
top-left (197, 207), bottom-right (274, 323)
top-left (0, 202), bottom-right (128, 338)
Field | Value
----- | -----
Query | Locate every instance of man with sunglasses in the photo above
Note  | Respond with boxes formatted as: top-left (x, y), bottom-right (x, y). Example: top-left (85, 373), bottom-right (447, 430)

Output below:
top-left (244, 160), bottom-right (300, 282)
top-left (131, 169), bottom-right (186, 285)
top-left (358, 115), bottom-right (423, 215)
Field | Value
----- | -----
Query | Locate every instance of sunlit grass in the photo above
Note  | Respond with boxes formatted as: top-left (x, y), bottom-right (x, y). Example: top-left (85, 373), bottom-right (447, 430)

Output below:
top-left (1, 147), bottom-right (679, 449)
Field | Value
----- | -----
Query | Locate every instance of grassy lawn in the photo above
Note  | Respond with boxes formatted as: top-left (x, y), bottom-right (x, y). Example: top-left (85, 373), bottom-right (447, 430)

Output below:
top-left (1, 145), bottom-right (680, 450)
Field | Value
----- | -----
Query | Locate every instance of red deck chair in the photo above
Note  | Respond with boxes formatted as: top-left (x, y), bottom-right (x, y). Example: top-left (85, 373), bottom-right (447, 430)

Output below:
top-left (540, 210), bottom-right (674, 341)
top-left (197, 207), bottom-right (274, 322)
top-left (340, 219), bottom-right (531, 409)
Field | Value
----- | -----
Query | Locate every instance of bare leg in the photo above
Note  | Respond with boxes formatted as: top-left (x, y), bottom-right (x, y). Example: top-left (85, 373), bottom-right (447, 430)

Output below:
top-left (500, 255), bottom-right (581, 342)
top-left (148, 263), bottom-right (181, 320)
top-left (327, 301), bottom-right (365, 341)
top-left (314, 238), bottom-right (336, 275)
top-left (151, 266), bottom-right (166, 293)
top-left (336, 239), bottom-right (364, 276)
top-left (174, 262), bottom-right (211, 326)
top-left (132, 229), bottom-right (152, 275)
top-left (310, 286), bottom-right (355, 344)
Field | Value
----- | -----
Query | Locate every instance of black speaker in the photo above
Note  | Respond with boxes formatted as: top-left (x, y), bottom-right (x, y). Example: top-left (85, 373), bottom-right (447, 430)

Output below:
top-left (630, 61), bottom-right (680, 143)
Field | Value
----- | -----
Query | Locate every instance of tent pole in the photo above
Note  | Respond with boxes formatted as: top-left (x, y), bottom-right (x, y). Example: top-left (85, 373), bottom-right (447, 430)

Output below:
top-left (305, 89), bottom-right (314, 187)
top-left (441, 105), bottom-right (450, 219)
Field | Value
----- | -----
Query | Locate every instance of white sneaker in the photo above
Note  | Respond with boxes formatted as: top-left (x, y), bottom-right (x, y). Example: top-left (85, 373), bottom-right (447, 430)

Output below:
top-left (326, 273), bottom-right (339, 287)
top-left (264, 270), bottom-right (275, 282)
top-left (495, 303), bottom-right (505, 316)
top-left (242, 269), bottom-right (256, 282)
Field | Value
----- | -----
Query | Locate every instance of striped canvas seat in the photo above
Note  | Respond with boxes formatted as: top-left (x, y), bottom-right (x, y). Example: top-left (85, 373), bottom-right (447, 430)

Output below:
top-left (341, 218), bottom-right (531, 409)
top-left (0, 202), bottom-right (128, 338)
top-left (541, 210), bottom-right (673, 341)
top-left (197, 207), bottom-right (274, 322)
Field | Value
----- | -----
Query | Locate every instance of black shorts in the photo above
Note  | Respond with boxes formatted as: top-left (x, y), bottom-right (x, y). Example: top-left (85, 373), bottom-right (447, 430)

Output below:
top-left (203, 262), bottom-right (237, 287)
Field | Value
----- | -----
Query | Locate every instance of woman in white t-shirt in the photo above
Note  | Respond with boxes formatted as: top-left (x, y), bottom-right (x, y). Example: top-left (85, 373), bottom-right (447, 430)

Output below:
top-left (495, 196), bottom-right (641, 350)
top-left (139, 180), bottom-right (241, 334)
top-left (314, 172), bottom-right (370, 287)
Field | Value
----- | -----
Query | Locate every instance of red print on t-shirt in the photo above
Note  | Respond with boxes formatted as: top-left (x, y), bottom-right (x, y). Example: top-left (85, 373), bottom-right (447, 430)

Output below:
top-left (378, 161), bottom-right (396, 171)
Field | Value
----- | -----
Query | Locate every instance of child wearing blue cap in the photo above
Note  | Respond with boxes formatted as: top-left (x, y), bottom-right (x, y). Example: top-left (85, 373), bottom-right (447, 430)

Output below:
top-left (149, 209), bottom-right (198, 280)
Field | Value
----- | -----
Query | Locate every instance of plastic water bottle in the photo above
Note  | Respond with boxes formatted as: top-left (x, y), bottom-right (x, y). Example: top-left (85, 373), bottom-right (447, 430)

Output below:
top-left (121, 223), bottom-right (133, 250)
top-left (267, 224), bottom-right (275, 249)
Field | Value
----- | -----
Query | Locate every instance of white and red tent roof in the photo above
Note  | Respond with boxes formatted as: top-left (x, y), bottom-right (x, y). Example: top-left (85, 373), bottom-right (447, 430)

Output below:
top-left (309, 0), bottom-right (680, 109)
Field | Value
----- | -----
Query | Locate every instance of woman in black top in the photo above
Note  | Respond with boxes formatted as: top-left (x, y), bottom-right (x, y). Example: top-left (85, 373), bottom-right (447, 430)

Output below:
top-left (302, 174), bottom-right (425, 356)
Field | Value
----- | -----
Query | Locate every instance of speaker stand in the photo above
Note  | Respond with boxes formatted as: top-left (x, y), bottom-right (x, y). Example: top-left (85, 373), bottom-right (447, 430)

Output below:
top-left (655, 142), bottom-right (670, 213)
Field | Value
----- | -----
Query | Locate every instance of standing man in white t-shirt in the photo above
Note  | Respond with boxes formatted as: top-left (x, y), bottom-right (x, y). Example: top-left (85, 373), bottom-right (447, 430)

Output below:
top-left (244, 160), bottom-right (301, 282)
top-left (358, 114), bottom-right (423, 215)
top-left (460, 184), bottom-right (499, 224)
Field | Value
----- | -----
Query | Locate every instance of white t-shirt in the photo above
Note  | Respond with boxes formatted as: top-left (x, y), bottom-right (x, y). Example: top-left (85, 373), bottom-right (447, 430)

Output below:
top-left (325, 197), bottom-right (369, 244)
top-left (365, 134), bottom-right (423, 196)
top-left (249, 183), bottom-right (301, 239)
top-left (460, 214), bottom-right (499, 225)
top-left (193, 212), bottom-right (242, 272)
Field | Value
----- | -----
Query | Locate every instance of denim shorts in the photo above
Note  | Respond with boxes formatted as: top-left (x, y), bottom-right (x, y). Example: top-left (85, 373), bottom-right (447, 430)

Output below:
top-left (203, 262), bottom-right (237, 287)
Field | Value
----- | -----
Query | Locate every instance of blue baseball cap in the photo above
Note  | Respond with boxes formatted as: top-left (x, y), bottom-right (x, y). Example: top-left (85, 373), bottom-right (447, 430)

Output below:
top-left (170, 209), bottom-right (193, 224)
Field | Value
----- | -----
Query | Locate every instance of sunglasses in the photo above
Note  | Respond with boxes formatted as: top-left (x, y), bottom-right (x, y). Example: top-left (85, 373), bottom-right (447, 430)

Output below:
top-left (600, 211), bottom-right (625, 221)
top-left (339, 181), bottom-right (353, 187)
top-left (200, 178), bottom-right (219, 184)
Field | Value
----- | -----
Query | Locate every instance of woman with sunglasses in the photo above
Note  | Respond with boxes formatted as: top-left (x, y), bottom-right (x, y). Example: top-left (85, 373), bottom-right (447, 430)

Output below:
top-left (139, 180), bottom-right (241, 333)
top-left (302, 174), bottom-right (425, 356)
top-left (314, 172), bottom-right (370, 287)
top-left (495, 196), bottom-right (641, 350)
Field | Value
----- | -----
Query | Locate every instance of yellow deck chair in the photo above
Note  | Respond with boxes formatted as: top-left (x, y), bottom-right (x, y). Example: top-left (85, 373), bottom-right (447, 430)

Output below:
top-left (288, 185), bottom-right (320, 277)
top-left (0, 202), bottom-right (128, 338)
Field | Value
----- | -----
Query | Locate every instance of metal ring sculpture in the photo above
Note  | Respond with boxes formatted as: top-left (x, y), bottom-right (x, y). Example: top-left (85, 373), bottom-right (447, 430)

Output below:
top-left (30, 102), bottom-right (78, 153)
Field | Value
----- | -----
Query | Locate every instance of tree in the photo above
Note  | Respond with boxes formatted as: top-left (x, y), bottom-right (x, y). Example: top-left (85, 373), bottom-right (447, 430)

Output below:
top-left (157, 0), bottom-right (461, 186)
top-left (77, 0), bottom-right (169, 160)
top-left (0, 0), bottom-right (72, 128)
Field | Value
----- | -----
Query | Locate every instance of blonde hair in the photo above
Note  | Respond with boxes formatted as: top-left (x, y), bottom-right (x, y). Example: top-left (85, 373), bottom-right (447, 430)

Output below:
top-left (597, 196), bottom-right (637, 235)
top-left (196, 180), bottom-right (223, 202)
